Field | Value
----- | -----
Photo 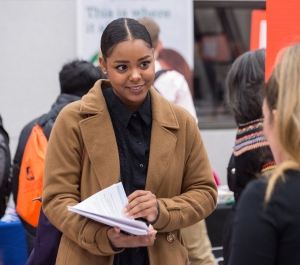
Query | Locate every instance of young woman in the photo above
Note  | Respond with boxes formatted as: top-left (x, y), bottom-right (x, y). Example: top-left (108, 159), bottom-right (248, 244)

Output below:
top-left (230, 42), bottom-right (300, 264)
top-left (42, 18), bottom-right (217, 265)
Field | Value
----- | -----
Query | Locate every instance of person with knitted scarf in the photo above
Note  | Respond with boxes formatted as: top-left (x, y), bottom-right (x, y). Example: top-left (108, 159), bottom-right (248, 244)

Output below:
top-left (221, 49), bottom-right (275, 265)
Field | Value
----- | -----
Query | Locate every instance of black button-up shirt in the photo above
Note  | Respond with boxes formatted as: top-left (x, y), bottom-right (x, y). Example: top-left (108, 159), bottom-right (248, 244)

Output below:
top-left (103, 88), bottom-right (152, 265)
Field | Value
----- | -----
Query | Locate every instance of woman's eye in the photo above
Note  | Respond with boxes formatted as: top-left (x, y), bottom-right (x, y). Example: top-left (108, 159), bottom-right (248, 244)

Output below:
top-left (116, 65), bottom-right (127, 71)
top-left (140, 61), bottom-right (150, 68)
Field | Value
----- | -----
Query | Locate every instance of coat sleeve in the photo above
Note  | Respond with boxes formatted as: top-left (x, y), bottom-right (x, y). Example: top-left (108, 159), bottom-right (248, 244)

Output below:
top-left (42, 104), bottom-right (123, 256)
top-left (153, 115), bottom-right (218, 232)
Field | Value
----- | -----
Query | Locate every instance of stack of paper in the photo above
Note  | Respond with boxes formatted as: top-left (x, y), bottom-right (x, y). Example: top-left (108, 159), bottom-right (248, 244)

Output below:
top-left (68, 182), bottom-right (149, 235)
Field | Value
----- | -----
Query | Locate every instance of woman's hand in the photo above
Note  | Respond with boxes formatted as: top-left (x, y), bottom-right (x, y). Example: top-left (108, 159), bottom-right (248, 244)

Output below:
top-left (107, 225), bottom-right (157, 249)
top-left (123, 190), bottom-right (158, 222)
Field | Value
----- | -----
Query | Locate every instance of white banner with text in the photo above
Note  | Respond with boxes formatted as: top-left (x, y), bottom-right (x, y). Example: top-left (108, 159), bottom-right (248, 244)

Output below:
top-left (76, 0), bottom-right (193, 68)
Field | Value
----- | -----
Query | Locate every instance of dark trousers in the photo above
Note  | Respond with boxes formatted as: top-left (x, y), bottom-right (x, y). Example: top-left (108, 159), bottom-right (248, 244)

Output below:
top-left (25, 230), bottom-right (36, 257)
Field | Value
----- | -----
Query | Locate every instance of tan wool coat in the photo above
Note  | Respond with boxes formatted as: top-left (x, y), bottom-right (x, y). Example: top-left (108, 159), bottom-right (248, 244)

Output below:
top-left (42, 80), bottom-right (218, 265)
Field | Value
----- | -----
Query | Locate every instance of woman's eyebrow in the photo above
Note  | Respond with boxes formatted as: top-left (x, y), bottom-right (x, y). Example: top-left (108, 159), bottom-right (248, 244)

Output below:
top-left (138, 55), bottom-right (151, 61)
top-left (113, 60), bottom-right (130, 63)
top-left (113, 55), bottom-right (151, 64)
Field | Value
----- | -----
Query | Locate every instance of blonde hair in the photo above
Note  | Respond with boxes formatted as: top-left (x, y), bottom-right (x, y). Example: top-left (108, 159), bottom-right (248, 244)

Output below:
top-left (265, 42), bottom-right (300, 202)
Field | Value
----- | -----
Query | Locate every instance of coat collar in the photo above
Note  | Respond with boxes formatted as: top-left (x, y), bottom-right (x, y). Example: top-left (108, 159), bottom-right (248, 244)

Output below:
top-left (80, 79), bottom-right (179, 129)
top-left (79, 79), bottom-right (179, 192)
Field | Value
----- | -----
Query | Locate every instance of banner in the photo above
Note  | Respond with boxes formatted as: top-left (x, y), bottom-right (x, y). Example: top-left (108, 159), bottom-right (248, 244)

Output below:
top-left (76, 0), bottom-right (193, 68)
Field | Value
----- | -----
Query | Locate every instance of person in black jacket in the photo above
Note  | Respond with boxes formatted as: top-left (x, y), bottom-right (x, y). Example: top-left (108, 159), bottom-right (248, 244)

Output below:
top-left (0, 114), bottom-right (11, 219)
top-left (12, 60), bottom-right (104, 256)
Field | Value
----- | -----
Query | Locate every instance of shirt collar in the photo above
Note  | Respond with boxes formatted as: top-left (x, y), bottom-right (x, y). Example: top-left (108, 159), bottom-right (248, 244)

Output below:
top-left (103, 88), bottom-right (151, 127)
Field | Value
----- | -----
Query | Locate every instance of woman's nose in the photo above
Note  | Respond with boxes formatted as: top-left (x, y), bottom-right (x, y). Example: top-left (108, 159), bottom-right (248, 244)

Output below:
top-left (129, 68), bottom-right (141, 81)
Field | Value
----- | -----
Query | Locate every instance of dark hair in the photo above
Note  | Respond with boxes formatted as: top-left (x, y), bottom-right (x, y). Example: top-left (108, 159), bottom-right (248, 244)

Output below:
top-left (226, 49), bottom-right (265, 124)
top-left (101, 18), bottom-right (152, 60)
top-left (264, 66), bottom-right (279, 112)
top-left (59, 60), bottom-right (104, 97)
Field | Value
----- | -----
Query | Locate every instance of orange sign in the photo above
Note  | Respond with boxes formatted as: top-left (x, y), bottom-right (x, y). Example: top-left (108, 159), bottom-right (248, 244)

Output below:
top-left (266, 0), bottom-right (300, 81)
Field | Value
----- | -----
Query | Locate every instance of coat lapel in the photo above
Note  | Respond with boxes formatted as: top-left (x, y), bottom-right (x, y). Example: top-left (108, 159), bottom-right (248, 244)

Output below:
top-left (146, 120), bottom-right (177, 193)
top-left (79, 80), bottom-right (120, 189)
top-left (79, 114), bottom-right (120, 189)
top-left (146, 88), bottom-right (179, 194)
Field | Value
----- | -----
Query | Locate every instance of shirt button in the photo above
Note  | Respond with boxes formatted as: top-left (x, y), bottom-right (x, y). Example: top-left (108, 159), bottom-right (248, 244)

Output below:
top-left (139, 164), bottom-right (144, 168)
top-left (133, 113), bottom-right (137, 118)
top-left (137, 141), bottom-right (142, 145)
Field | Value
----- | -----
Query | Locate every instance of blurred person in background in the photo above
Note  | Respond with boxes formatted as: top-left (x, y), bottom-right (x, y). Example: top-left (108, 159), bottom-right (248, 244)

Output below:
top-left (138, 18), bottom-right (197, 123)
top-left (222, 49), bottom-right (275, 265)
top-left (0, 114), bottom-right (11, 220)
top-left (157, 48), bottom-right (194, 97)
top-left (12, 60), bottom-right (104, 256)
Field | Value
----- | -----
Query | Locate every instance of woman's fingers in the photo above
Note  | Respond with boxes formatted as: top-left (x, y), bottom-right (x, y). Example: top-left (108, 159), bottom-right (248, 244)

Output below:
top-left (127, 190), bottom-right (149, 202)
top-left (124, 190), bottom-right (158, 221)
top-left (114, 226), bottom-right (121, 233)
top-left (107, 226), bottom-right (157, 248)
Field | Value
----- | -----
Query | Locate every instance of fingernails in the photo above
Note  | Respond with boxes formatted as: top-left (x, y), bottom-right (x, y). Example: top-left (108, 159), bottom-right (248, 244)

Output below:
top-left (123, 207), bottom-right (128, 213)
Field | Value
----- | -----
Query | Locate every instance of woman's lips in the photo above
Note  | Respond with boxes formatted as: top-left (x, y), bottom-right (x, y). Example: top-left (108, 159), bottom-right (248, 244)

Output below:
top-left (127, 85), bottom-right (144, 90)
top-left (126, 85), bottom-right (145, 94)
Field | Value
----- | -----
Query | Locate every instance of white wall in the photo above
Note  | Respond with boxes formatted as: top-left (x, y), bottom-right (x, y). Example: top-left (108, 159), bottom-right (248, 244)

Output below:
top-left (0, 0), bottom-right (76, 155)
top-left (201, 129), bottom-right (236, 185)
top-left (0, 0), bottom-right (234, 186)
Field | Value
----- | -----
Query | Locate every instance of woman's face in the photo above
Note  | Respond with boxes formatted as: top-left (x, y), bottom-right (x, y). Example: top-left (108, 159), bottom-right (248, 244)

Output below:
top-left (100, 39), bottom-right (154, 111)
top-left (262, 99), bottom-right (286, 164)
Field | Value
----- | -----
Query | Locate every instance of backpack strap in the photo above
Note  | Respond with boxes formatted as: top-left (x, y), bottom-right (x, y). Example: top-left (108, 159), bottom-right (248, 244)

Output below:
top-left (153, 69), bottom-right (169, 94)
top-left (36, 107), bottom-right (61, 140)
top-left (154, 69), bottom-right (169, 82)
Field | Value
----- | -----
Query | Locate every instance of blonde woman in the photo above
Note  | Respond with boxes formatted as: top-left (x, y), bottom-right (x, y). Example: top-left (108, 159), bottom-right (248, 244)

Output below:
top-left (229, 42), bottom-right (300, 264)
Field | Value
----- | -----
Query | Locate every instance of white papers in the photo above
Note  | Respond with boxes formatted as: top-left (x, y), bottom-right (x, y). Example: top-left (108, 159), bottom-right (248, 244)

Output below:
top-left (68, 182), bottom-right (149, 235)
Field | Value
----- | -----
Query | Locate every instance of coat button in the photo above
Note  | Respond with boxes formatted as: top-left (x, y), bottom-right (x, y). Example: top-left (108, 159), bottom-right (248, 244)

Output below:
top-left (166, 232), bottom-right (175, 243)
top-left (231, 168), bottom-right (236, 174)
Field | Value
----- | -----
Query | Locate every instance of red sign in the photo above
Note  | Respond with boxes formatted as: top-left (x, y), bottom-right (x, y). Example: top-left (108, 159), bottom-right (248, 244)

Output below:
top-left (266, 0), bottom-right (300, 80)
